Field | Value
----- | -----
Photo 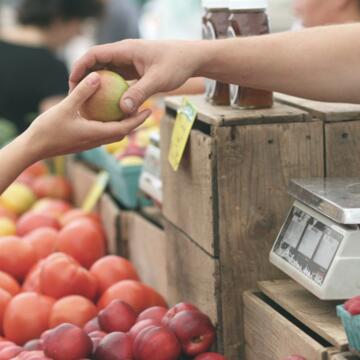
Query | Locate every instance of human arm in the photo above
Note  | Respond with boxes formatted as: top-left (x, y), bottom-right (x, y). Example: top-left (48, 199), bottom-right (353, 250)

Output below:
top-left (69, 23), bottom-right (360, 115)
top-left (0, 72), bottom-right (150, 193)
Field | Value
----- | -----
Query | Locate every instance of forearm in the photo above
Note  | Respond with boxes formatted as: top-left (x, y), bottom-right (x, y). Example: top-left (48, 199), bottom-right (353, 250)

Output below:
top-left (0, 132), bottom-right (37, 193)
top-left (196, 24), bottom-right (360, 103)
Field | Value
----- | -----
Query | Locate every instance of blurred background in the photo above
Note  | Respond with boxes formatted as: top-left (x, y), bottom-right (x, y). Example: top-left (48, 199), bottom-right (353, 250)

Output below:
top-left (1, 0), bottom-right (360, 142)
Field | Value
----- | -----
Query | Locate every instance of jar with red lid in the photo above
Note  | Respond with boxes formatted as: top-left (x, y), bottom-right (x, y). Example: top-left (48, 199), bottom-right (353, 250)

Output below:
top-left (202, 0), bottom-right (230, 106)
top-left (228, 0), bottom-right (273, 109)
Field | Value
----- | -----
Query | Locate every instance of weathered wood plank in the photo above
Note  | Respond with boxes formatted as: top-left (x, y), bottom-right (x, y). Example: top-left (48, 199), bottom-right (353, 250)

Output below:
top-left (165, 95), bottom-right (310, 126)
top-left (126, 211), bottom-right (168, 298)
top-left (216, 121), bottom-right (325, 359)
top-left (99, 193), bottom-right (120, 255)
top-left (244, 291), bottom-right (327, 360)
top-left (325, 121), bottom-right (360, 177)
top-left (161, 115), bottom-right (216, 256)
top-left (164, 219), bottom-right (220, 327)
top-left (258, 280), bottom-right (347, 350)
top-left (276, 93), bottom-right (360, 122)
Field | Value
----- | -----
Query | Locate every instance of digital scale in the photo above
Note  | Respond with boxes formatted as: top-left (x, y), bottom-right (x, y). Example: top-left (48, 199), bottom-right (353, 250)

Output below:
top-left (270, 178), bottom-right (360, 300)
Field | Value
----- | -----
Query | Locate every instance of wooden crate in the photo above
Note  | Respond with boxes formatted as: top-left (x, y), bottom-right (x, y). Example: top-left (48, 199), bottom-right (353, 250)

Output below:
top-left (275, 93), bottom-right (360, 177)
top-left (244, 280), bottom-right (348, 360)
top-left (120, 210), bottom-right (168, 299)
top-left (161, 95), bottom-right (324, 359)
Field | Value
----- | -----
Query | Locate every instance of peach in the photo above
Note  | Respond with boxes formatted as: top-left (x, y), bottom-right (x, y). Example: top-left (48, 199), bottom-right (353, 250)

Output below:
top-left (42, 323), bottom-right (92, 360)
top-left (80, 70), bottom-right (129, 122)
top-left (137, 306), bottom-right (168, 324)
top-left (17, 212), bottom-right (60, 236)
top-left (94, 332), bottom-right (133, 360)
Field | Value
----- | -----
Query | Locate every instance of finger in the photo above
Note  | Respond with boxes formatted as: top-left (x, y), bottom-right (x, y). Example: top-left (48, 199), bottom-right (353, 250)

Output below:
top-left (120, 71), bottom-right (162, 114)
top-left (84, 109), bottom-right (152, 140)
top-left (65, 72), bottom-right (100, 108)
top-left (69, 42), bottom-right (136, 88)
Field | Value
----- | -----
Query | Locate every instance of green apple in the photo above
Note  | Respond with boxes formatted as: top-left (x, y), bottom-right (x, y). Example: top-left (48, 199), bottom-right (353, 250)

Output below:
top-left (80, 70), bottom-right (129, 122)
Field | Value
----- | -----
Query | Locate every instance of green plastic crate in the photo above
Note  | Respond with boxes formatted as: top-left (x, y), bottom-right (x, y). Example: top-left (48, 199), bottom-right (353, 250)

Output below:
top-left (337, 304), bottom-right (360, 351)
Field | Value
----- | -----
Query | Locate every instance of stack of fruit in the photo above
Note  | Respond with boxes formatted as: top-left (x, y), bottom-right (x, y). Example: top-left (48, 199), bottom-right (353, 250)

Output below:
top-left (104, 99), bottom-right (163, 168)
top-left (0, 162), bottom-right (225, 359)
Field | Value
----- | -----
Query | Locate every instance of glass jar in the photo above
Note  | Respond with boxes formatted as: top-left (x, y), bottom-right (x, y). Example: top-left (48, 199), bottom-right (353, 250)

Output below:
top-left (202, 0), bottom-right (230, 106)
top-left (228, 0), bottom-right (273, 109)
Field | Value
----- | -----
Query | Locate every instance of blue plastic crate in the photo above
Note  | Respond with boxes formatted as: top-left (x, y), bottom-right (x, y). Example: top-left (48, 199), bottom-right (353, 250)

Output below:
top-left (337, 304), bottom-right (360, 351)
top-left (79, 147), bottom-right (108, 170)
top-left (105, 152), bottom-right (152, 209)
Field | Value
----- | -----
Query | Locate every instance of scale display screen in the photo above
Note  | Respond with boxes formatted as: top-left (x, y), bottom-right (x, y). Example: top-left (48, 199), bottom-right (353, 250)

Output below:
top-left (273, 206), bottom-right (343, 286)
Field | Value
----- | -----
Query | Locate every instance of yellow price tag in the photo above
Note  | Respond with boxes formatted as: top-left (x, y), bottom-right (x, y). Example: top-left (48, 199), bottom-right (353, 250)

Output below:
top-left (168, 98), bottom-right (197, 171)
top-left (54, 156), bottom-right (65, 176)
top-left (82, 171), bottom-right (110, 213)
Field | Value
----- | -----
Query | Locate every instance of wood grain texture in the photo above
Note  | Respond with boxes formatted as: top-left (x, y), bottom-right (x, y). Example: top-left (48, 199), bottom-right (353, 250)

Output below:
top-left (126, 212), bottom-right (168, 297)
top-left (244, 291), bottom-right (328, 360)
top-left (258, 280), bottom-right (347, 350)
top-left (165, 95), bottom-right (309, 126)
top-left (325, 121), bottom-right (360, 177)
top-left (216, 121), bottom-right (324, 359)
top-left (276, 93), bottom-right (360, 122)
top-left (330, 354), bottom-right (360, 360)
top-left (164, 219), bottom-right (220, 327)
top-left (161, 115), bottom-right (216, 256)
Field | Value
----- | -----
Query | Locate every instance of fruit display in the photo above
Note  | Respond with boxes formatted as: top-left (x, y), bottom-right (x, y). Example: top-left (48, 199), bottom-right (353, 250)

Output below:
top-left (0, 161), bottom-right (226, 359)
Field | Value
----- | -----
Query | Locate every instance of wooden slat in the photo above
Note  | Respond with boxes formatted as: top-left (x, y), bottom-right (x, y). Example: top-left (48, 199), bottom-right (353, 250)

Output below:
top-left (161, 115), bottom-right (216, 256)
top-left (276, 93), bottom-right (360, 122)
top-left (244, 291), bottom-right (327, 360)
top-left (331, 354), bottom-right (360, 360)
top-left (164, 219), bottom-right (220, 327)
top-left (99, 193), bottom-right (120, 255)
top-left (258, 280), bottom-right (347, 350)
top-left (126, 212), bottom-right (168, 298)
top-left (325, 121), bottom-right (360, 177)
top-left (165, 95), bottom-right (310, 126)
top-left (216, 121), bottom-right (325, 359)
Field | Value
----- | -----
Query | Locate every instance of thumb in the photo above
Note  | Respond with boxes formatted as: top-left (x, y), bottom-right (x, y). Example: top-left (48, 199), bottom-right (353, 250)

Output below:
top-left (120, 71), bottom-right (161, 114)
top-left (65, 72), bottom-right (100, 109)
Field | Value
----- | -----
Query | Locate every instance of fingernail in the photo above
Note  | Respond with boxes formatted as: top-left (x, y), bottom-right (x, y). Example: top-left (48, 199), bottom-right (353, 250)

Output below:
top-left (86, 72), bottom-right (100, 86)
top-left (123, 98), bottom-right (135, 112)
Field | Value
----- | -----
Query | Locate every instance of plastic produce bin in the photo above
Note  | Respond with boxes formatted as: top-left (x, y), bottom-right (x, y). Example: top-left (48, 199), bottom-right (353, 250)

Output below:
top-left (337, 304), bottom-right (360, 351)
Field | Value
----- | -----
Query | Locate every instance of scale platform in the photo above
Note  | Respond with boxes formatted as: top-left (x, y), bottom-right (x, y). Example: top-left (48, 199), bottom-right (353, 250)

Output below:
top-left (288, 177), bottom-right (360, 225)
top-left (270, 178), bottom-right (360, 300)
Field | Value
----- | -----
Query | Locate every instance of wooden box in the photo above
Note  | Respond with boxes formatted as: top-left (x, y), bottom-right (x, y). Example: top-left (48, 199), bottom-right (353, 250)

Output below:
top-left (120, 209), bottom-right (168, 299)
top-left (161, 95), bottom-right (324, 358)
top-left (244, 280), bottom-right (348, 360)
top-left (276, 93), bottom-right (360, 177)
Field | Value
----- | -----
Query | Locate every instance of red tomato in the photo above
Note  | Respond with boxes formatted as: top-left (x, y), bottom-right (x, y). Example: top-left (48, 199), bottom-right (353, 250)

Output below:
top-left (0, 289), bottom-right (11, 335)
top-left (49, 295), bottom-right (98, 328)
top-left (32, 199), bottom-right (72, 220)
top-left (24, 228), bottom-right (58, 260)
top-left (0, 236), bottom-right (36, 281)
top-left (90, 256), bottom-right (140, 295)
top-left (22, 261), bottom-right (44, 293)
top-left (16, 213), bottom-right (60, 236)
top-left (3, 292), bottom-right (55, 345)
top-left (98, 280), bottom-right (150, 315)
top-left (0, 271), bottom-right (20, 296)
top-left (60, 209), bottom-right (101, 229)
top-left (40, 253), bottom-right (97, 300)
top-left (21, 162), bottom-right (48, 178)
top-left (57, 219), bottom-right (105, 269)
top-left (32, 176), bottom-right (72, 201)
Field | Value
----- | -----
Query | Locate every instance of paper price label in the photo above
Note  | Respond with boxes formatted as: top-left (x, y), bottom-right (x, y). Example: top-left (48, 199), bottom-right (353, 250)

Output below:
top-left (168, 98), bottom-right (197, 171)
top-left (82, 171), bottom-right (110, 213)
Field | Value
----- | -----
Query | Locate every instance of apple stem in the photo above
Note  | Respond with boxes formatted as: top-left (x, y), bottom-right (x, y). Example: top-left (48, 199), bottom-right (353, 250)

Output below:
top-left (192, 335), bottom-right (204, 344)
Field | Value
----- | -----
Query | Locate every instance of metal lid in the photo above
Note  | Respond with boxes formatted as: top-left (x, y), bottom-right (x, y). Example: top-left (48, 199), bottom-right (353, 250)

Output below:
top-left (229, 0), bottom-right (268, 10)
top-left (202, 0), bottom-right (229, 9)
top-left (288, 178), bottom-right (360, 224)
